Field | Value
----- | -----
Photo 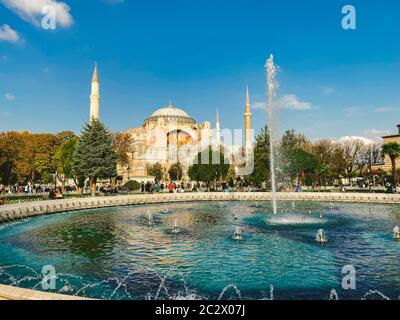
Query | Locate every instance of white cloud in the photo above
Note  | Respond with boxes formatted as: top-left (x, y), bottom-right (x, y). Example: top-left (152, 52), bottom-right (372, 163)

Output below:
top-left (373, 107), bottom-right (398, 113)
top-left (336, 136), bottom-right (376, 146)
top-left (1, 0), bottom-right (73, 28)
top-left (363, 128), bottom-right (390, 142)
top-left (253, 94), bottom-right (312, 111)
top-left (4, 93), bottom-right (16, 101)
top-left (0, 24), bottom-right (20, 43)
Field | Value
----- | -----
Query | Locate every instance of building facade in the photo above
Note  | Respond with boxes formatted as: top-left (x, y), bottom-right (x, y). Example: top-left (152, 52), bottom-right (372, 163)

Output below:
top-left (88, 64), bottom-right (253, 182)
top-left (118, 102), bottom-right (213, 182)
top-left (371, 124), bottom-right (400, 173)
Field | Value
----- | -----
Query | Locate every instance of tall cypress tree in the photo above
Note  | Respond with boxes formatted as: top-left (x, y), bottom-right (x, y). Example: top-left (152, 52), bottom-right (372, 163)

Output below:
top-left (73, 119), bottom-right (117, 196)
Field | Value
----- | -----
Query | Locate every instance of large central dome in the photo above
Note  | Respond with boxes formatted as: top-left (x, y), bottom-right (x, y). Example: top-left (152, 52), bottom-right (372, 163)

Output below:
top-left (152, 106), bottom-right (190, 118)
top-left (145, 102), bottom-right (196, 125)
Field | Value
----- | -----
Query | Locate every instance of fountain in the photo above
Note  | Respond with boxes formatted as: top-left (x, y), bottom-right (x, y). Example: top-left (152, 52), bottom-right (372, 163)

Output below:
top-left (316, 229), bottom-right (327, 244)
top-left (265, 54), bottom-right (278, 215)
top-left (172, 220), bottom-right (180, 234)
top-left (147, 212), bottom-right (154, 225)
top-left (233, 226), bottom-right (242, 241)
top-left (393, 226), bottom-right (400, 240)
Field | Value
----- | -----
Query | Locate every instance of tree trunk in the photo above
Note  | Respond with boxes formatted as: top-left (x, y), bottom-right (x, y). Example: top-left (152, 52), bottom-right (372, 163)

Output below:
top-left (91, 178), bottom-right (97, 197)
top-left (391, 157), bottom-right (397, 189)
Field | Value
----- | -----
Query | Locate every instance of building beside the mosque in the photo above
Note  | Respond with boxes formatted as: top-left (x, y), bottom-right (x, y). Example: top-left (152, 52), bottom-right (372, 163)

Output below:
top-left (371, 125), bottom-right (400, 173)
top-left (88, 64), bottom-right (253, 182)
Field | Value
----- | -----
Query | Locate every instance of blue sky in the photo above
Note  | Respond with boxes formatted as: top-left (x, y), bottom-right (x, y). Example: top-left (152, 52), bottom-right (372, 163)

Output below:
top-left (1, 0), bottom-right (400, 142)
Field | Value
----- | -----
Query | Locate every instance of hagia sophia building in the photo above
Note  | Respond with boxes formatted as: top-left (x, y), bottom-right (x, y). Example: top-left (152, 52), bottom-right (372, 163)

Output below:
top-left (89, 64), bottom-right (253, 182)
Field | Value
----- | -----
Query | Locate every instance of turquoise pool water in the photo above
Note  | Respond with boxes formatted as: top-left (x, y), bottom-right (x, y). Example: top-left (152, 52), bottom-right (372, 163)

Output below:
top-left (0, 201), bottom-right (399, 300)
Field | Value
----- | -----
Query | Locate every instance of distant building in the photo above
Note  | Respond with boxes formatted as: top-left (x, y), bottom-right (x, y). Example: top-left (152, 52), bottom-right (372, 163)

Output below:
top-left (371, 124), bottom-right (400, 173)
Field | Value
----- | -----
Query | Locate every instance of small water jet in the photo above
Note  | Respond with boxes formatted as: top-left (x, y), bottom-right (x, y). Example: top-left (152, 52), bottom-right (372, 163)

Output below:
top-left (172, 220), bottom-right (180, 234)
top-left (233, 226), bottom-right (242, 241)
top-left (147, 212), bottom-right (154, 225)
top-left (393, 226), bottom-right (400, 240)
top-left (316, 229), bottom-right (327, 244)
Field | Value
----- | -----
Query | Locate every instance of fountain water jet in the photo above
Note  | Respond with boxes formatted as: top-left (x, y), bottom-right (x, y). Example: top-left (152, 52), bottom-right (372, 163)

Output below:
top-left (233, 226), bottom-right (242, 241)
top-left (394, 226), bottom-right (400, 240)
top-left (147, 212), bottom-right (154, 225)
top-left (316, 229), bottom-right (327, 244)
top-left (265, 54), bottom-right (279, 215)
top-left (172, 220), bottom-right (180, 234)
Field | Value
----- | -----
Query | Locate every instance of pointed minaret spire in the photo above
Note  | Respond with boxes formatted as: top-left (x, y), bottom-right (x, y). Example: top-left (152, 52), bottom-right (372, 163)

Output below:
top-left (90, 62), bottom-right (101, 121)
top-left (92, 62), bottom-right (99, 83)
top-left (244, 86), bottom-right (252, 150)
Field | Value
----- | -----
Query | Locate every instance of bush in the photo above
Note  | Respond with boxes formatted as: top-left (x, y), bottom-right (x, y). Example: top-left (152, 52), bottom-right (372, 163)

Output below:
top-left (124, 180), bottom-right (141, 191)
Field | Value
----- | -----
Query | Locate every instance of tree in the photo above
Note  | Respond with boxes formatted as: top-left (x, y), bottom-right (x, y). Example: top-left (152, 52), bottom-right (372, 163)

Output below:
top-left (73, 119), bottom-right (118, 196)
top-left (247, 126), bottom-right (270, 187)
top-left (281, 129), bottom-right (308, 150)
top-left (188, 147), bottom-right (229, 185)
top-left (147, 162), bottom-right (163, 181)
top-left (124, 180), bottom-right (141, 191)
top-left (312, 140), bottom-right (335, 186)
top-left (0, 132), bottom-right (25, 185)
top-left (114, 132), bottom-right (132, 168)
top-left (55, 136), bottom-right (79, 190)
top-left (169, 162), bottom-right (183, 181)
top-left (283, 148), bottom-right (318, 185)
top-left (339, 138), bottom-right (366, 178)
top-left (381, 142), bottom-right (400, 187)
top-left (14, 133), bottom-right (60, 185)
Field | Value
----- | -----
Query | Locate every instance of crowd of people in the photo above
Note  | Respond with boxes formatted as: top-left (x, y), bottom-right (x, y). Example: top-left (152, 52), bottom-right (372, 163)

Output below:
top-left (137, 180), bottom-right (243, 194)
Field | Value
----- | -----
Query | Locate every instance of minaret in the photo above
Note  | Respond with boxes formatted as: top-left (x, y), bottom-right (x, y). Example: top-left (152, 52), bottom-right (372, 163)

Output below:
top-left (215, 108), bottom-right (221, 146)
top-left (89, 62), bottom-right (100, 121)
top-left (244, 86), bottom-right (252, 149)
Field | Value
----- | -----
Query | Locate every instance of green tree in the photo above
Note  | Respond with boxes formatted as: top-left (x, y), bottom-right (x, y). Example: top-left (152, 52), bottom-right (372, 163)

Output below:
top-left (168, 162), bottom-right (183, 181)
top-left (73, 119), bottom-right (118, 196)
top-left (124, 180), bottom-right (141, 191)
top-left (55, 136), bottom-right (80, 190)
top-left (147, 162), bottom-right (164, 181)
top-left (281, 130), bottom-right (308, 150)
top-left (283, 148), bottom-right (318, 185)
top-left (248, 126), bottom-right (270, 187)
top-left (381, 142), bottom-right (400, 187)
top-left (188, 147), bottom-right (229, 186)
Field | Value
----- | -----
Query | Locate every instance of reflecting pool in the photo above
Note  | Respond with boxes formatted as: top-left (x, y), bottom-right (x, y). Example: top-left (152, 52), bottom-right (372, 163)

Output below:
top-left (0, 201), bottom-right (399, 300)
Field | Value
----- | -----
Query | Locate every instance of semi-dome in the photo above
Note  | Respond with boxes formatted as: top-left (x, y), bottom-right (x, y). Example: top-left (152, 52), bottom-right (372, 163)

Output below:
top-left (144, 102), bottom-right (196, 125)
